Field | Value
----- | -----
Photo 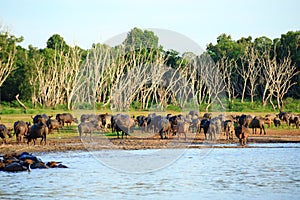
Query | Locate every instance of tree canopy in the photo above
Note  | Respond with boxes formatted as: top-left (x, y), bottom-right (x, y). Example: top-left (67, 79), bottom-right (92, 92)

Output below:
top-left (123, 27), bottom-right (159, 51)
top-left (0, 27), bottom-right (299, 111)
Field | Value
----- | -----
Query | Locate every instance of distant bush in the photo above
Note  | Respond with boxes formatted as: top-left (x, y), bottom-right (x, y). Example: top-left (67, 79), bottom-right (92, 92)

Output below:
top-left (75, 102), bottom-right (94, 110)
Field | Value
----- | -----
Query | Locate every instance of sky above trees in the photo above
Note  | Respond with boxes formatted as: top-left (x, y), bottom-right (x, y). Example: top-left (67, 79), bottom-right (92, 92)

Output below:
top-left (0, 0), bottom-right (299, 50)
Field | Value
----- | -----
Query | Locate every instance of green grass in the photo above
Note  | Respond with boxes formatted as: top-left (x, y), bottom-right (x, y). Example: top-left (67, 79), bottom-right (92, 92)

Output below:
top-left (1, 98), bottom-right (300, 127)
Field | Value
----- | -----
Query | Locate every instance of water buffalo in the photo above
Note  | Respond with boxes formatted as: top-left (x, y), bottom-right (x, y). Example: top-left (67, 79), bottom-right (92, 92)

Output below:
top-left (78, 121), bottom-right (101, 138)
top-left (136, 115), bottom-right (148, 132)
top-left (238, 114), bottom-right (253, 127)
top-left (56, 113), bottom-right (78, 127)
top-left (168, 115), bottom-right (179, 136)
top-left (190, 116), bottom-right (201, 133)
top-left (235, 125), bottom-right (249, 146)
top-left (207, 117), bottom-right (222, 141)
top-left (147, 115), bottom-right (162, 133)
top-left (289, 115), bottom-right (300, 129)
top-left (188, 110), bottom-right (200, 117)
top-left (0, 124), bottom-right (12, 144)
top-left (80, 114), bottom-right (103, 128)
top-left (278, 111), bottom-right (292, 126)
top-left (46, 118), bottom-right (61, 134)
top-left (32, 114), bottom-right (52, 125)
top-left (14, 121), bottom-right (30, 143)
top-left (251, 117), bottom-right (266, 135)
top-left (203, 112), bottom-right (212, 119)
top-left (264, 114), bottom-right (276, 128)
top-left (26, 122), bottom-right (48, 145)
top-left (201, 119), bottom-right (210, 140)
top-left (112, 114), bottom-right (136, 139)
top-left (176, 121), bottom-right (189, 140)
top-left (273, 116), bottom-right (281, 127)
top-left (0, 152), bottom-right (68, 172)
top-left (80, 114), bottom-right (100, 123)
top-left (99, 113), bottom-right (112, 129)
top-left (199, 118), bottom-right (209, 134)
top-left (158, 118), bottom-right (172, 139)
top-left (224, 120), bottom-right (235, 140)
top-left (2, 160), bottom-right (32, 172)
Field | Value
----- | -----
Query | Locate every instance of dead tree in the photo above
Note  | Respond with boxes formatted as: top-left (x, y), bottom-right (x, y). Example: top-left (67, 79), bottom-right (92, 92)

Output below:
top-left (0, 28), bottom-right (17, 87)
top-left (218, 56), bottom-right (237, 102)
top-left (198, 53), bottom-right (226, 111)
top-left (271, 52), bottom-right (299, 110)
top-left (259, 48), bottom-right (299, 110)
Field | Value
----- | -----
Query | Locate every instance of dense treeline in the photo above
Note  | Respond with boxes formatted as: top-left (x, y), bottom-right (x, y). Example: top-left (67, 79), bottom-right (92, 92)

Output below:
top-left (0, 26), bottom-right (299, 111)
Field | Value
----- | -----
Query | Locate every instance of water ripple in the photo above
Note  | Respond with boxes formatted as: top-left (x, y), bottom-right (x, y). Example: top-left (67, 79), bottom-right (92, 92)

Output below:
top-left (1, 144), bottom-right (300, 199)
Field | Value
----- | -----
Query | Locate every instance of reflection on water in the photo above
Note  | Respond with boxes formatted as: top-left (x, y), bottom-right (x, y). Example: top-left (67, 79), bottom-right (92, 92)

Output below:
top-left (1, 144), bottom-right (300, 200)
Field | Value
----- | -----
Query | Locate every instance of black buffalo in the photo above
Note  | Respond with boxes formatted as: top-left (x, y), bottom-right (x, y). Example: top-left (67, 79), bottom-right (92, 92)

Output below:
top-left (56, 113), bottom-right (77, 127)
top-left (0, 124), bottom-right (12, 144)
top-left (14, 121), bottom-right (30, 143)
top-left (26, 123), bottom-right (48, 145)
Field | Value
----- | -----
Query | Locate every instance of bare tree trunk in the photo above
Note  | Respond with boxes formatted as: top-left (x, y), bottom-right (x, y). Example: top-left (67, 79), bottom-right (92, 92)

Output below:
top-left (15, 94), bottom-right (27, 112)
top-left (237, 57), bottom-right (250, 103)
top-left (0, 41), bottom-right (16, 87)
top-left (259, 48), bottom-right (299, 110)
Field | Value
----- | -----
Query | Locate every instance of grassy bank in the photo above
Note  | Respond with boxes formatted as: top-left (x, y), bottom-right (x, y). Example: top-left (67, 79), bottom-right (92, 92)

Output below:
top-left (1, 98), bottom-right (300, 115)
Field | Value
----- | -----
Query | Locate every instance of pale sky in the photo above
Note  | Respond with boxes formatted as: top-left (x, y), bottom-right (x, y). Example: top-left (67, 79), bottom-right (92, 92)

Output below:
top-left (1, 0), bottom-right (299, 51)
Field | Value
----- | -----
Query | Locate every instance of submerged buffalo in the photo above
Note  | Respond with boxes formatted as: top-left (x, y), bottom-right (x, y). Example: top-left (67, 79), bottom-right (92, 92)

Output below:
top-left (0, 152), bottom-right (68, 172)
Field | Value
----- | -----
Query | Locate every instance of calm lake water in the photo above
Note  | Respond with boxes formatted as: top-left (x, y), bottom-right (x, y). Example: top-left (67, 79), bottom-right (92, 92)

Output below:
top-left (1, 143), bottom-right (300, 200)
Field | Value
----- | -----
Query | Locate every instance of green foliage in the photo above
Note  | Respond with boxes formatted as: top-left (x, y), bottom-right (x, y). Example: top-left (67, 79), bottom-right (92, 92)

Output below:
top-left (95, 102), bottom-right (110, 110)
top-left (207, 34), bottom-right (249, 61)
top-left (75, 102), bottom-right (94, 110)
top-left (105, 132), bottom-right (118, 137)
top-left (166, 104), bottom-right (182, 112)
top-left (130, 101), bottom-right (141, 110)
top-left (0, 26), bottom-right (299, 112)
top-left (282, 97), bottom-right (300, 112)
top-left (254, 36), bottom-right (273, 53)
top-left (276, 31), bottom-right (300, 98)
top-left (123, 27), bottom-right (159, 51)
top-left (46, 34), bottom-right (69, 52)
top-left (163, 49), bottom-right (182, 68)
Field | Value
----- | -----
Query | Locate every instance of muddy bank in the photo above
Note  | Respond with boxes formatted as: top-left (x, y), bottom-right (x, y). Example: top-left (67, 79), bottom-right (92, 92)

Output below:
top-left (1, 129), bottom-right (300, 154)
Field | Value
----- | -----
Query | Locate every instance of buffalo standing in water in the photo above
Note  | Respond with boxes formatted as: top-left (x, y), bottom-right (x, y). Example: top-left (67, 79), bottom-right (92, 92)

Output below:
top-left (235, 125), bottom-right (249, 146)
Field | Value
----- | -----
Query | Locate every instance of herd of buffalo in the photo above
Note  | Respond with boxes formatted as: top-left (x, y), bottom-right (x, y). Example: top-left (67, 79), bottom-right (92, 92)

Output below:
top-left (0, 111), bottom-right (299, 146)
